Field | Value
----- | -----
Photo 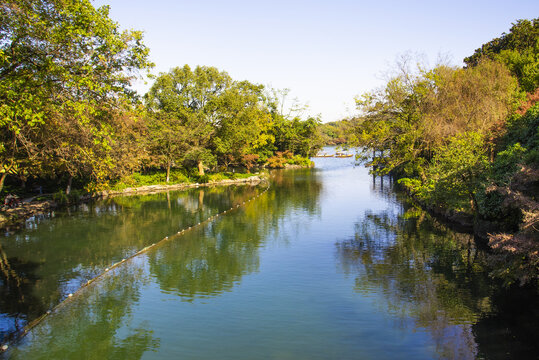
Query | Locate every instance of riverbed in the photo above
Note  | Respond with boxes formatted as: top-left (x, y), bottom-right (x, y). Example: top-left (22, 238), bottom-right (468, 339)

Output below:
top-left (1, 157), bottom-right (538, 359)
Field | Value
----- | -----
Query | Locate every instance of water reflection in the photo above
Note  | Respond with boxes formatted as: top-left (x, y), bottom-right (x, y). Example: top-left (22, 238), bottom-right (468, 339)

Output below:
top-left (148, 168), bottom-right (324, 301)
top-left (9, 259), bottom-right (158, 360)
top-left (0, 185), bottom-right (262, 344)
top-left (148, 217), bottom-right (262, 301)
top-left (6, 169), bottom-right (324, 358)
top-left (4, 160), bottom-right (538, 359)
top-left (335, 193), bottom-right (538, 359)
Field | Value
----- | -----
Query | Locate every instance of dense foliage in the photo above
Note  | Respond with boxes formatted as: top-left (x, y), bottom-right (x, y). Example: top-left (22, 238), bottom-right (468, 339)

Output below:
top-left (353, 19), bottom-right (539, 286)
top-left (145, 66), bottom-right (320, 175)
top-left (0, 0), bottom-right (152, 193)
top-left (464, 19), bottom-right (539, 92)
top-left (318, 119), bottom-right (357, 145)
top-left (0, 0), bottom-right (321, 196)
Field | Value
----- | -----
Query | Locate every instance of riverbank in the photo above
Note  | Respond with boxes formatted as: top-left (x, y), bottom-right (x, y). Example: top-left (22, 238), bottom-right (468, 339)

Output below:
top-left (0, 175), bottom-right (264, 232)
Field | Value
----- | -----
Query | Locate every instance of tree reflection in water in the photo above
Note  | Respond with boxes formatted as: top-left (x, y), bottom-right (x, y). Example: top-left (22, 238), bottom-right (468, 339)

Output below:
top-left (336, 202), bottom-right (492, 359)
top-left (0, 185), bottom-right (262, 345)
top-left (336, 190), bottom-right (539, 359)
top-left (148, 168), bottom-right (323, 301)
top-left (5, 169), bottom-right (325, 358)
top-left (8, 258), bottom-right (159, 360)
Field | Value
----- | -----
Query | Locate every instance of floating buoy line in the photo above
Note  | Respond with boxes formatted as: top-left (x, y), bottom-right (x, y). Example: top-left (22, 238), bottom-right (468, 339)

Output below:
top-left (3, 180), bottom-right (270, 351)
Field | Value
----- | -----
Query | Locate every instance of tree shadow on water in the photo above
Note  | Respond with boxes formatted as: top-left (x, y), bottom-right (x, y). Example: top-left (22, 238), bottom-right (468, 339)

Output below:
top-left (6, 260), bottom-right (159, 360)
top-left (0, 246), bottom-right (46, 345)
top-left (335, 206), bottom-right (495, 359)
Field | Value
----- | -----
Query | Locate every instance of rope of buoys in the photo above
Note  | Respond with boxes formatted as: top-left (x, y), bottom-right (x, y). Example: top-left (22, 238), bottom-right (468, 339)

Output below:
top-left (12, 179), bottom-right (270, 348)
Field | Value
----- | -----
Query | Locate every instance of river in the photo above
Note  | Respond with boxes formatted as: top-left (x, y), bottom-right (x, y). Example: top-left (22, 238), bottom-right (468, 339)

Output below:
top-left (1, 156), bottom-right (538, 359)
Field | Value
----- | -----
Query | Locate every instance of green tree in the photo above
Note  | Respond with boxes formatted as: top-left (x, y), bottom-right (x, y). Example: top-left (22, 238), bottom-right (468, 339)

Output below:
top-left (145, 65), bottom-right (232, 176)
top-left (0, 0), bottom-right (152, 192)
top-left (354, 59), bottom-right (517, 178)
top-left (421, 132), bottom-right (489, 212)
top-left (146, 113), bottom-right (189, 183)
top-left (319, 119), bottom-right (357, 145)
top-left (353, 56), bottom-right (430, 177)
top-left (464, 18), bottom-right (539, 92)
top-left (211, 81), bottom-right (272, 168)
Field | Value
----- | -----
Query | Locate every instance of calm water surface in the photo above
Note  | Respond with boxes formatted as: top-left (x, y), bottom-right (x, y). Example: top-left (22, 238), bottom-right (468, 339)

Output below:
top-left (1, 157), bottom-right (538, 359)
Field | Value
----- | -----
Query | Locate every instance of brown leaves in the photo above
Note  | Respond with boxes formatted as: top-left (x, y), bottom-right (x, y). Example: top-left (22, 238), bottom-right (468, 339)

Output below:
top-left (487, 164), bottom-right (539, 285)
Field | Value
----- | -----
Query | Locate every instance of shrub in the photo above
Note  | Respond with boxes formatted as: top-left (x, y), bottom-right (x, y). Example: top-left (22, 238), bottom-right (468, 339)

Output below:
top-left (492, 143), bottom-right (527, 185)
top-left (267, 155), bottom-right (287, 168)
top-left (197, 174), bottom-right (210, 184)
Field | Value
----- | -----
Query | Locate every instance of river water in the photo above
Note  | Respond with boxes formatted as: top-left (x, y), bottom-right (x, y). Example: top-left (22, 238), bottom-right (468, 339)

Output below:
top-left (1, 157), bottom-right (538, 359)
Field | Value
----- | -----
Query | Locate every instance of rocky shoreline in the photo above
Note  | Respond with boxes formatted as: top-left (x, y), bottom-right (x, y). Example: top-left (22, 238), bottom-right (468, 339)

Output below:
top-left (0, 176), bottom-right (263, 232)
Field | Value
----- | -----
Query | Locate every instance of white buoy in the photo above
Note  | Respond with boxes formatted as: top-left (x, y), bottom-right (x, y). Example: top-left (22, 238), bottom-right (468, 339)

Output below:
top-left (2, 345), bottom-right (8, 351)
top-left (105, 268), bottom-right (109, 271)
top-left (68, 293), bottom-right (73, 297)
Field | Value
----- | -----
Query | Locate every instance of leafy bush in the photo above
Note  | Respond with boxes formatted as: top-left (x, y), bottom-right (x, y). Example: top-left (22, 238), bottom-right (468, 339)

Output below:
top-left (492, 143), bottom-right (527, 185)
top-left (502, 104), bottom-right (539, 154)
top-left (399, 132), bottom-right (489, 213)
top-left (208, 173), bottom-right (229, 182)
top-left (267, 151), bottom-right (312, 168)
top-left (197, 174), bottom-right (210, 184)
top-left (241, 154), bottom-right (260, 172)
top-left (288, 155), bottom-right (313, 167)
top-left (53, 191), bottom-right (69, 204)
top-left (267, 154), bottom-right (287, 168)
top-left (111, 169), bottom-right (192, 190)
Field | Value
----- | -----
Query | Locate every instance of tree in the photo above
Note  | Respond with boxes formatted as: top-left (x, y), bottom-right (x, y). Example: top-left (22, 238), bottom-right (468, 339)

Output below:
top-left (145, 65), bottom-right (231, 176)
top-left (211, 81), bottom-right (271, 168)
top-left (353, 56), bottom-right (431, 177)
top-left (146, 113), bottom-right (189, 183)
top-left (319, 119), bottom-right (357, 145)
top-left (0, 0), bottom-right (152, 192)
top-left (464, 18), bottom-right (539, 92)
top-left (421, 61), bottom-right (519, 154)
top-left (423, 132), bottom-right (490, 212)
top-left (353, 58), bottom-right (518, 178)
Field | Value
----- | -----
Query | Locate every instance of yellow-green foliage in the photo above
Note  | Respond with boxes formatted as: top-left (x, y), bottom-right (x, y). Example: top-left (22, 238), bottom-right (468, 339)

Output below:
top-left (400, 132), bottom-right (489, 213)
top-left (112, 170), bottom-right (192, 190)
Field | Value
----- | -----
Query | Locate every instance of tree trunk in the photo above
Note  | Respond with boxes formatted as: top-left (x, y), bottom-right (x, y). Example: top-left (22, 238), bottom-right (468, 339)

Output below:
top-left (66, 176), bottom-right (73, 195)
top-left (0, 172), bottom-right (7, 194)
top-left (198, 160), bottom-right (205, 176)
top-left (166, 161), bottom-right (171, 183)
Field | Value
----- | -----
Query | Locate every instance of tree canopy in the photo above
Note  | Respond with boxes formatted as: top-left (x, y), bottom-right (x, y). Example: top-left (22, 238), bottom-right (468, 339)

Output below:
top-left (0, 0), bottom-right (152, 192)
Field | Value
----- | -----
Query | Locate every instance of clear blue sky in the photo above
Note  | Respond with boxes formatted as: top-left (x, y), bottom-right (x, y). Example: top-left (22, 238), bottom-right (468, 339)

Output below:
top-left (94, 0), bottom-right (539, 122)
